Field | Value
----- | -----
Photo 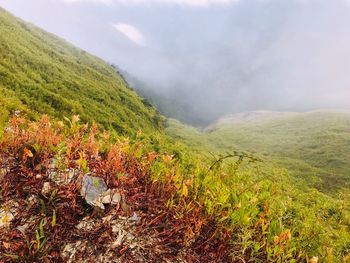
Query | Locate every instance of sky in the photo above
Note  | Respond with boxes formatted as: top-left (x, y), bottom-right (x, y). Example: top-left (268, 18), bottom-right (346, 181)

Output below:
top-left (1, 0), bottom-right (350, 125)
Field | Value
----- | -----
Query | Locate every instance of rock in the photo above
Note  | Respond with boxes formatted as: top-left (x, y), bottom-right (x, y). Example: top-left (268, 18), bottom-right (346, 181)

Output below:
top-left (81, 175), bottom-right (121, 209)
top-left (101, 189), bottom-right (121, 205)
top-left (81, 175), bottom-right (107, 209)
top-left (17, 223), bottom-right (29, 234)
top-left (47, 159), bottom-right (80, 184)
top-left (0, 209), bottom-right (14, 228)
top-left (129, 212), bottom-right (139, 222)
top-left (41, 182), bottom-right (51, 196)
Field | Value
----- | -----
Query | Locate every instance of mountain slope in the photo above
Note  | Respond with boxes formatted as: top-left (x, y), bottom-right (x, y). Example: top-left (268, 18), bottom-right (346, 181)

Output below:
top-left (0, 8), bottom-right (163, 135)
top-left (167, 110), bottom-right (350, 193)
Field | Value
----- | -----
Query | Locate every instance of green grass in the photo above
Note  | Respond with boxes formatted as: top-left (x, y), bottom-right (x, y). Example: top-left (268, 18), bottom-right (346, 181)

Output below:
top-left (167, 110), bottom-right (350, 194)
top-left (166, 112), bottom-right (350, 261)
top-left (0, 7), bottom-right (164, 137)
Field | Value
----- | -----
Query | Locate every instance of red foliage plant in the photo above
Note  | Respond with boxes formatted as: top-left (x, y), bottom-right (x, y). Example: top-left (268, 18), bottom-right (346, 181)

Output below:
top-left (0, 115), bottom-right (234, 262)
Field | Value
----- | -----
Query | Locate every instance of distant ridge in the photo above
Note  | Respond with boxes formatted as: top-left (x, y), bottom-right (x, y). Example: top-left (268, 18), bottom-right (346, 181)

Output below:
top-left (210, 109), bottom-right (350, 128)
top-left (213, 110), bottom-right (297, 125)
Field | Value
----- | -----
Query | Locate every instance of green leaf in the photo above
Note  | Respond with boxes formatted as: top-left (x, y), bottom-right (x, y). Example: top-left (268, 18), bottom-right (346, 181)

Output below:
top-left (93, 177), bottom-right (99, 188)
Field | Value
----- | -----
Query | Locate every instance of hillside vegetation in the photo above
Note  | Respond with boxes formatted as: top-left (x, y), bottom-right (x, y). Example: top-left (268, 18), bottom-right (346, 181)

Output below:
top-left (166, 110), bottom-right (350, 261)
top-left (2, 114), bottom-right (350, 262)
top-left (0, 7), bottom-right (163, 137)
top-left (0, 7), bottom-right (350, 262)
top-left (167, 110), bottom-right (350, 194)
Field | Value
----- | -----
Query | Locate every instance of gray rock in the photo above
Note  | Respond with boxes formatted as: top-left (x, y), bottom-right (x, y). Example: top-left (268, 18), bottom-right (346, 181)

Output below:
top-left (81, 175), bottom-right (108, 209)
top-left (80, 175), bottom-right (122, 209)
top-left (129, 212), bottom-right (139, 222)
top-left (17, 223), bottom-right (29, 234)
top-left (101, 189), bottom-right (121, 205)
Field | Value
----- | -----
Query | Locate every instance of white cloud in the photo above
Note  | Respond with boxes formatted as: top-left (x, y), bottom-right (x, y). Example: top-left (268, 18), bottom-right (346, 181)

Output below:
top-left (113, 23), bottom-right (145, 46)
top-left (61, 0), bottom-right (239, 7)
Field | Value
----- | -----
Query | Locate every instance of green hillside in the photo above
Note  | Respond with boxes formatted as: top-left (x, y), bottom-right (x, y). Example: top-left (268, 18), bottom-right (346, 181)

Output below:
top-left (0, 7), bottom-right (163, 136)
top-left (166, 110), bottom-right (350, 261)
top-left (167, 110), bottom-right (350, 193)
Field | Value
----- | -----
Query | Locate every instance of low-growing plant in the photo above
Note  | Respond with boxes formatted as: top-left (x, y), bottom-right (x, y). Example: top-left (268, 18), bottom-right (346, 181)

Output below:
top-left (0, 115), bottom-right (349, 262)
